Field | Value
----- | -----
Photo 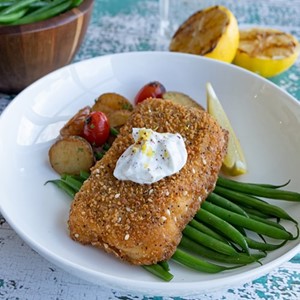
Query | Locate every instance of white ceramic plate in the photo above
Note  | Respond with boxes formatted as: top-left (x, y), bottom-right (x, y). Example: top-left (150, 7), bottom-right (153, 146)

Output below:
top-left (1, 52), bottom-right (300, 297)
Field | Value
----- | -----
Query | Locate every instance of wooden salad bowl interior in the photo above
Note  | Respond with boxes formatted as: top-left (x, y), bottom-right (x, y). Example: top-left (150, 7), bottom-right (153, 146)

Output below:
top-left (0, 0), bottom-right (94, 94)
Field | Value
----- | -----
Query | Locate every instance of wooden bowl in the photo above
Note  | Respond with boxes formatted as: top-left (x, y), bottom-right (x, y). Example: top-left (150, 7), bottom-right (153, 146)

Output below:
top-left (0, 0), bottom-right (94, 94)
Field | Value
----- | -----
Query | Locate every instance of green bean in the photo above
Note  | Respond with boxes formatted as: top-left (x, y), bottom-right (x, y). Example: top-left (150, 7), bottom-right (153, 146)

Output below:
top-left (258, 180), bottom-right (291, 189)
top-left (244, 236), bottom-right (287, 251)
top-left (80, 170), bottom-right (90, 181)
top-left (13, 0), bottom-right (72, 25)
top-left (26, 1), bottom-right (52, 12)
top-left (69, 174), bottom-right (86, 184)
top-left (0, 2), bottom-right (14, 8)
top-left (0, 0), bottom-right (38, 15)
top-left (103, 143), bottom-right (111, 151)
top-left (189, 219), bottom-right (229, 244)
top-left (22, 0), bottom-right (66, 16)
top-left (214, 186), bottom-right (297, 223)
top-left (172, 248), bottom-right (231, 273)
top-left (202, 201), bottom-right (293, 240)
top-left (71, 0), bottom-right (83, 7)
top-left (217, 176), bottom-right (291, 190)
top-left (246, 213), bottom-right (286, 231)
top-left (30, 1), bottom-right (50, 7)
top-left (216, 176), bottom-right (300, 201)
top-left (142, 264), bottom-right (173, 282)
top-left (110, 127), bottom-right (119, 137)
top-left (183, 225), bottom-right (238, 256)
top-left (0, 0), bottom-right (84, 24)
top-left (238, 205), bottom-right (274, 219)
top-left (95, 150), bottom-right (106, 160)
top-left (45, 179), bottom-right (76, 198)
top-left (180, 236), bottom-right (265, 265)
top-left (288, 223), bottom-right (300, 241)
top-left (158, 261), bottom-right (170, 271)
top-left (0, 7), bottom-right (27, 22)
top-left (196, 207), bottom-right (250, 254)
top-left (62, 176), bottom-right (82, 192)
top-left (207, 193), bottom-right (249, 217)
top-left (227, 224), bottom-right (248, 252)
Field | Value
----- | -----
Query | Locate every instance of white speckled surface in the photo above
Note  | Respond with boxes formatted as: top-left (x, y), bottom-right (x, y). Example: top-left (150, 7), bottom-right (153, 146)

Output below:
top-left (1, 0), bottom-right (300, 299)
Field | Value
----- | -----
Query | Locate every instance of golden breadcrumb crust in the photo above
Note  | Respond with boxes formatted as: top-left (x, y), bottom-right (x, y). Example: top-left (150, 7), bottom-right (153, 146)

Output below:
top-left (68, 99), bottom-right (228, 265)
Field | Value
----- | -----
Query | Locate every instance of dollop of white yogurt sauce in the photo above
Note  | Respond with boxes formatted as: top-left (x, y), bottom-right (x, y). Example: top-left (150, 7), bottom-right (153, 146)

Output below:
top-left (113, 128), bottom-right (187, 184)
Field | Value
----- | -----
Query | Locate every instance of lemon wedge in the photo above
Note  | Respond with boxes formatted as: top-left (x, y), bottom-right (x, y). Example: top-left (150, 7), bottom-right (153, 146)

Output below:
top-left (206, 82), bottom-right (247, 176)
top-left (233, 27), bottom-right (300, 77)
top-left (169, 6), bottom-right (239, 63)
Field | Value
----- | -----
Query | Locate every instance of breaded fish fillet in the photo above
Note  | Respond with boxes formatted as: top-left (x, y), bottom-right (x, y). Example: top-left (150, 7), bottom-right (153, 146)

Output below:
top-left (68, 99), bottom-right (228, 265)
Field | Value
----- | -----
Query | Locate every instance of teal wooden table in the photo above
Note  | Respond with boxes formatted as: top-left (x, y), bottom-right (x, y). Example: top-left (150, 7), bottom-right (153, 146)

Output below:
top-left (1, 0), bottom-right (300, 299)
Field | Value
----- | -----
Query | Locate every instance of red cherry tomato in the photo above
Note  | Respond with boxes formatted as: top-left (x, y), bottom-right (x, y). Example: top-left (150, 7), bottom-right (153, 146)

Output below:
top-left (134, 81), bottom-right (166, 104)
top-left (82, 111), bottom-right (110, 146)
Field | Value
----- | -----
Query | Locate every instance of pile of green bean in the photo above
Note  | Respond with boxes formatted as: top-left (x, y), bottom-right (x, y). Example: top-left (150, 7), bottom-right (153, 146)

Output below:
top-left (46, 172), bottom-right (300, 282)
top-left (0, 0), bottom-right (83, 25)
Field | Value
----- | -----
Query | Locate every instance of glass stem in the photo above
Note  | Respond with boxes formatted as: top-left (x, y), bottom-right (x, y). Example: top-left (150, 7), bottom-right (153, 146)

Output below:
top-left (159, 0), bottom-right (170, 37)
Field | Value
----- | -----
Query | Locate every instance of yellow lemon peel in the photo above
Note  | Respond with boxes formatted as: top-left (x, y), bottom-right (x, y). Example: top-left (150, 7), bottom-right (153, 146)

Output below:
top-left (233, 27), bottom-right (300, 77)
top-left (169, 5), bottom-right (239, 63)
top-left (206, 82), bottom-right (247, 176)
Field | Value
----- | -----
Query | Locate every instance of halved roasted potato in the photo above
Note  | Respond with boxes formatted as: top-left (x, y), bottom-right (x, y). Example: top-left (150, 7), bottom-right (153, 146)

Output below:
top-left (92, 92), bottom-right (133, 128)
top-left (49, 136), bottom-right (95, 175)
top-left (92, 93), bottom-right (133, 113)
top-left (60, 106), bottom-right (91, 137)
top-left (108, 110), bottom-right (132, 128)
top-left (163, 91), bottom-right (204, 110)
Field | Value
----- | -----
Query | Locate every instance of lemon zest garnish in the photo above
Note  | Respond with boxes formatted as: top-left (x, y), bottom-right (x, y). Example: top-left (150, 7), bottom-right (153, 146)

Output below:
top-left (163, 150), bottom-right (169, 158)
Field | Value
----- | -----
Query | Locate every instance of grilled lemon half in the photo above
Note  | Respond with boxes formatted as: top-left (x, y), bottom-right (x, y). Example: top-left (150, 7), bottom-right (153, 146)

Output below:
top-left (233, 27), bottom-right (300, 77)
top-left (169, 6), bottom-right (239, 63)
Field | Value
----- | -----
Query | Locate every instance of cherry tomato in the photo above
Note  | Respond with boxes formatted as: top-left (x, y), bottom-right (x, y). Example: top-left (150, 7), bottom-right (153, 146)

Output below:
top-left (134, 81), bottom-right (166, 104)
top-left (82, 111), bottom-right (110, 146)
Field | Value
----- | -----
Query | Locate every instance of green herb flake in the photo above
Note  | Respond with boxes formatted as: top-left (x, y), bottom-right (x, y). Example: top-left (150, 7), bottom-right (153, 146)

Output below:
top-left (122, 103), bottom-right (133, 110)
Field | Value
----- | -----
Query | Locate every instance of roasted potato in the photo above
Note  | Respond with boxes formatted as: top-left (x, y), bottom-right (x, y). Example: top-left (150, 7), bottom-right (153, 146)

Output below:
top-left (92, 93), bottom-right (133, 113)
top-left (92, 92), bottom-right (133, 128)
top-left (60, 106), bottom-right (91, 137)
top-left (108, 109), bottom-right (132, 128)
top-left (49, 136), bottom-right (95, 175)
top-left (163, 91), bottom-right (204, 110)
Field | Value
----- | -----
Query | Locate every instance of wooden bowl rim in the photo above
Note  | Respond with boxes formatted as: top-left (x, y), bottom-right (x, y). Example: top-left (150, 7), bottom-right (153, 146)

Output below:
top-left (0, 0), bottom-right (94, 34)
